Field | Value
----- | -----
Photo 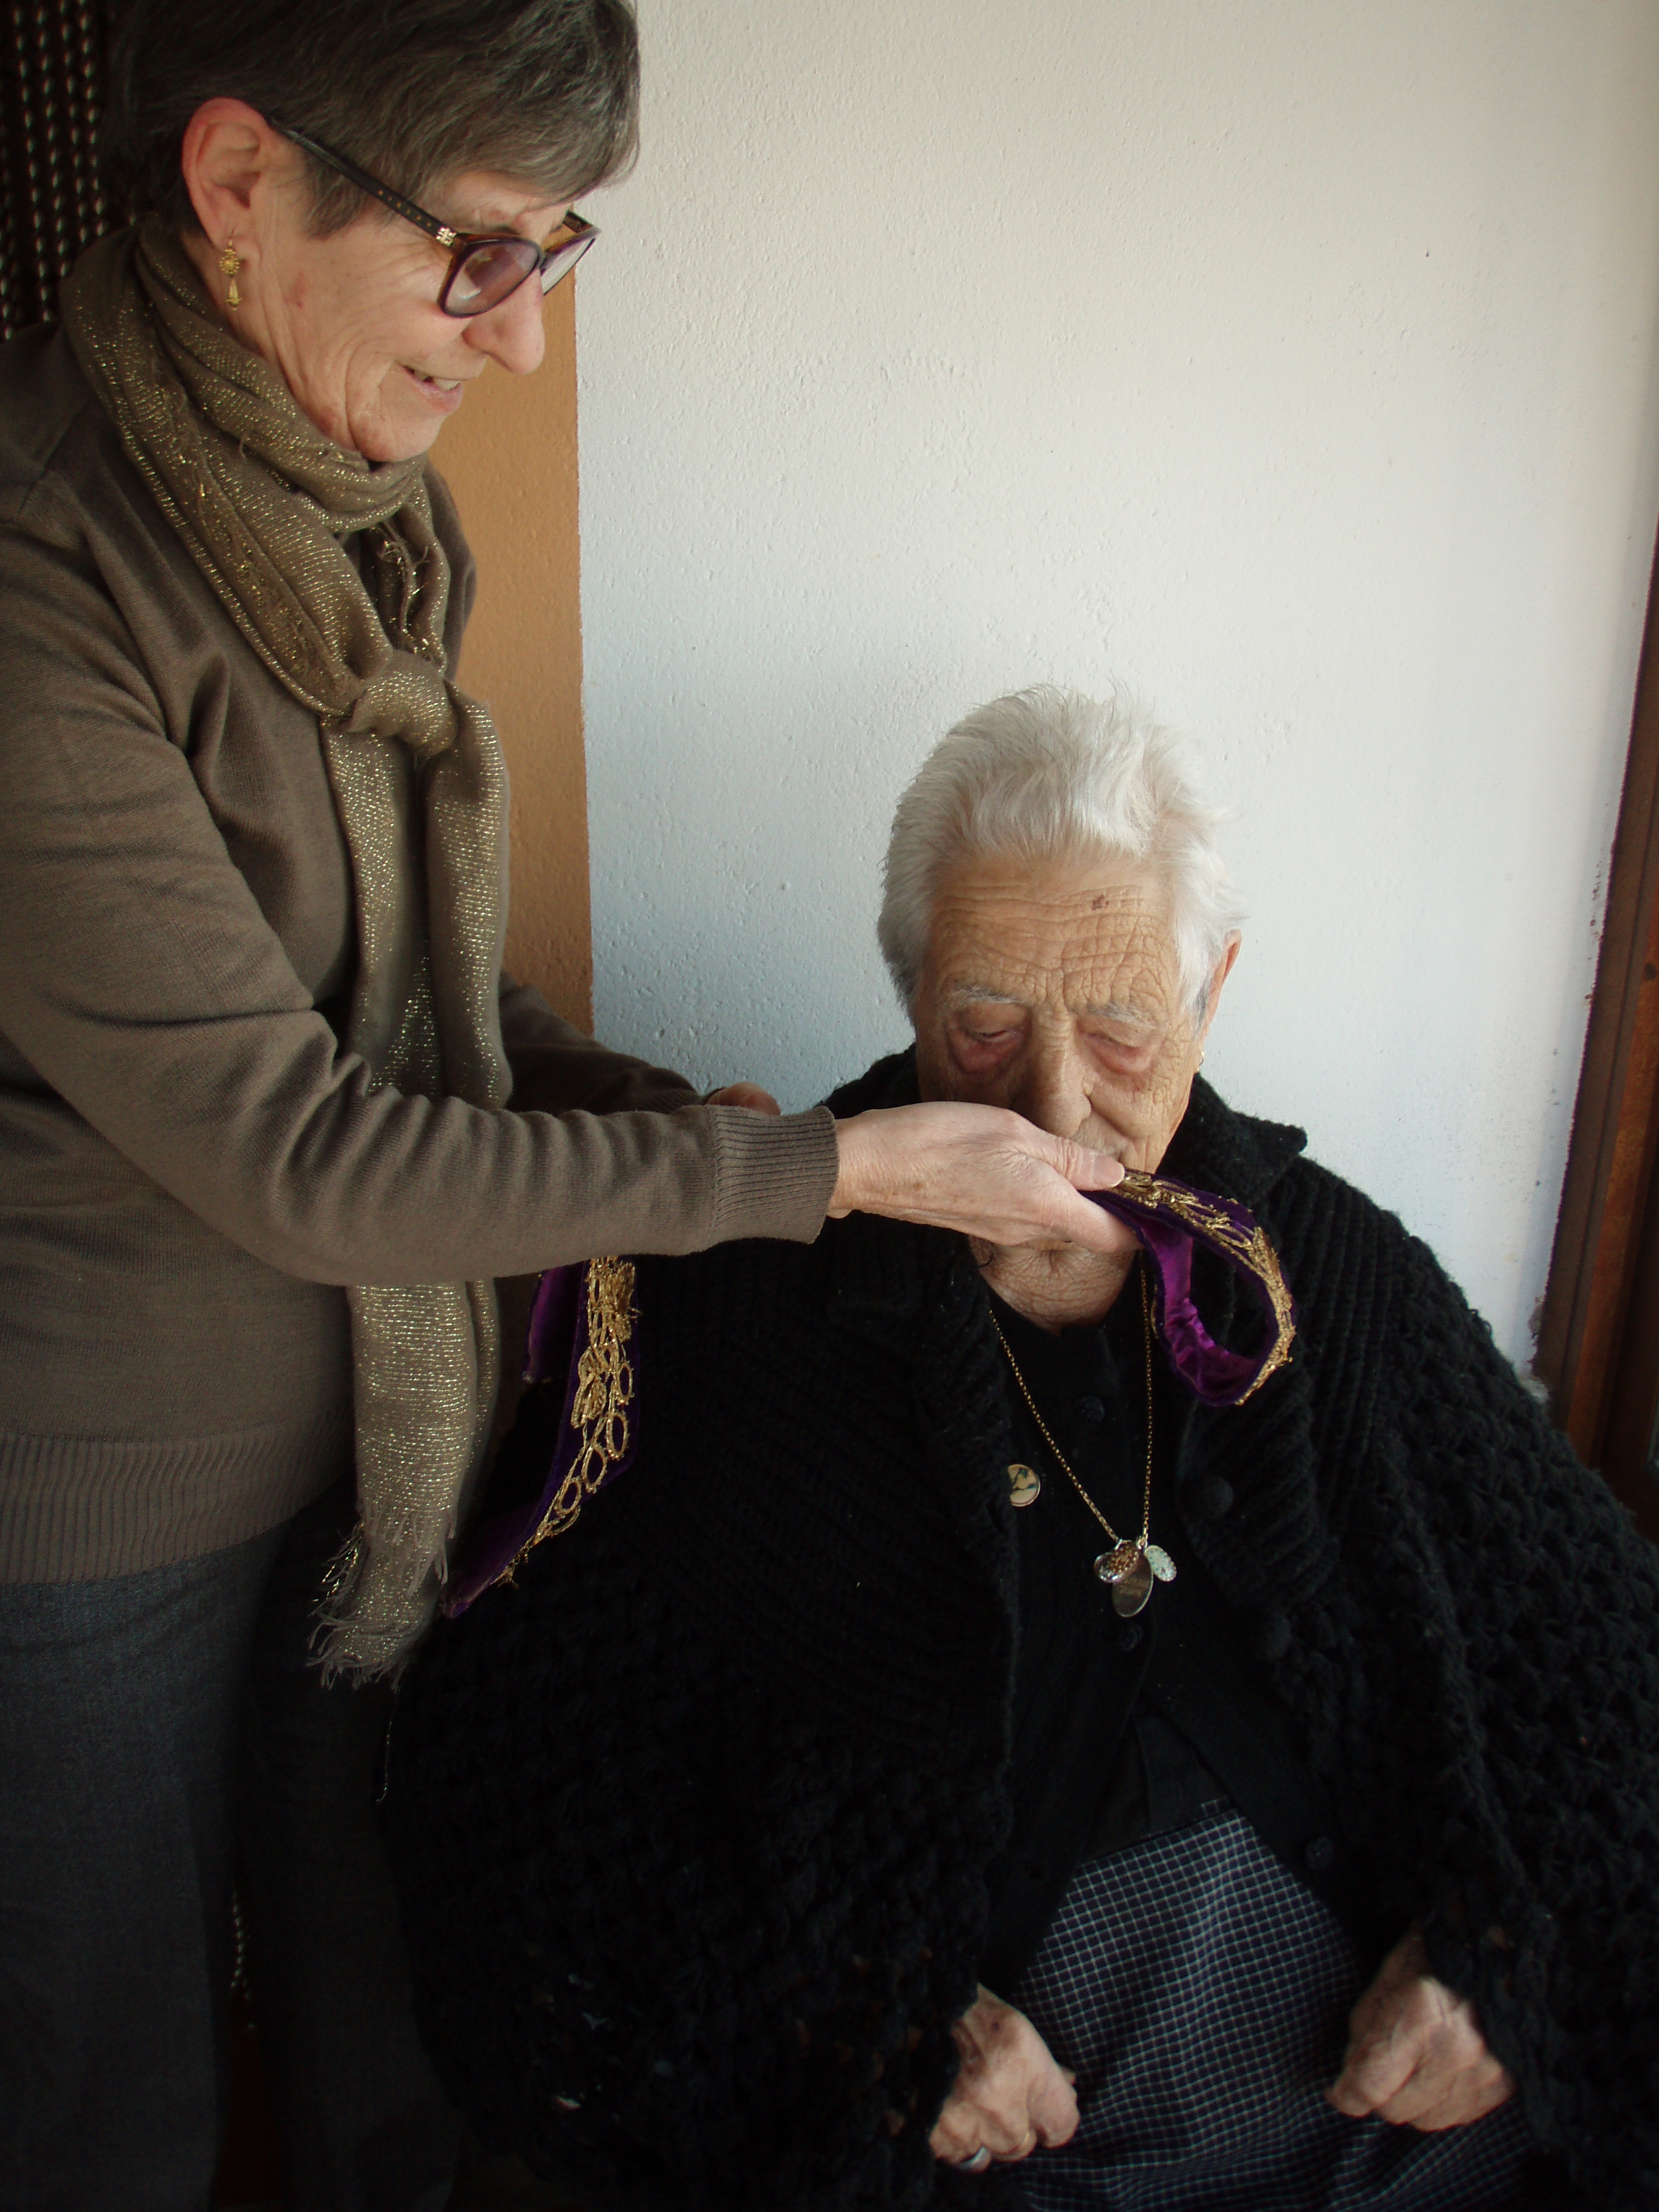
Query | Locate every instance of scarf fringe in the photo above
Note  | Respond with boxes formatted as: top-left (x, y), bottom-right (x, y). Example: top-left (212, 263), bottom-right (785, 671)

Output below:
top-left (315, 1521), bottom-right (449, 1683)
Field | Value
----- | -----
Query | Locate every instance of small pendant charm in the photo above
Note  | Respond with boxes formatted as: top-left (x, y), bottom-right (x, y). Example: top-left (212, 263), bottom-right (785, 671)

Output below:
top-left (1111, 1551), bottom-right (1155, 1617)
top-left (1145, 1543), bottom-right (1177, 1583)
top-left (1094, 1539), bottom-right (1142, 1584)
top-left (1007, 1463), bottom-right (1042, 1509)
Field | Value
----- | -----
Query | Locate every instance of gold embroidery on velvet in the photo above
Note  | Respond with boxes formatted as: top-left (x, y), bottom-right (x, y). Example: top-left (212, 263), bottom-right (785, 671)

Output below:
top-left (1116, 1171), bottom-right (1296, 1401)
top-left (500, 1259), bottom-right (639, 1584)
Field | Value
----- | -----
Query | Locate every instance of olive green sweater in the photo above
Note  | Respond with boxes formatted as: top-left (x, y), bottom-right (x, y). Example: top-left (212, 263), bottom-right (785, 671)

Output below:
top-left (0, 324), bottom-right (837, 1581)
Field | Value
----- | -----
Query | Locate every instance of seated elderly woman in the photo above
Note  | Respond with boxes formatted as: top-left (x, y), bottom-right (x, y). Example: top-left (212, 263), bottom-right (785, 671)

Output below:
top-left (383, 690), bottom-right (1659, 2212)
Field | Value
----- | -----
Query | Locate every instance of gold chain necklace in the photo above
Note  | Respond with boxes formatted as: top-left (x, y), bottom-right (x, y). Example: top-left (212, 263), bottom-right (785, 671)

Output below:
top-left (989, 1265), bottom-right (1177, 1619)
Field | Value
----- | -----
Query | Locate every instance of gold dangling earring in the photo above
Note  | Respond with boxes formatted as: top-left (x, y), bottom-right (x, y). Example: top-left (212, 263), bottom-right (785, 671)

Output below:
top-left (219, 235), bottom-right (242, 310)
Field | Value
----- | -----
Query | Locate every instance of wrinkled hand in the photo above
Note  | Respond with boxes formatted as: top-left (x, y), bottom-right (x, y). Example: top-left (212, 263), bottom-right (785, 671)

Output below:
top-left (706, 1082), bottom-right (782, 1113)
top-left (1328, 1929), bottom-right (1514, 2131)
top-left (830, 1103), bottom-right (1133, 1255)
top-left (930, 1987), bottom-right (1079, 2170)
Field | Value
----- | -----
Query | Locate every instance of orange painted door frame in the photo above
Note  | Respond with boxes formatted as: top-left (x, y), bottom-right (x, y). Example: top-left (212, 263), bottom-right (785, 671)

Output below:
top-left (433, 282), bottom-right (593, 1032)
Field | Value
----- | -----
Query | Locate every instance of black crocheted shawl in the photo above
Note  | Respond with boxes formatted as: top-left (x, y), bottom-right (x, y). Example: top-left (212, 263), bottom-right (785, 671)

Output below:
top-left (385, 1060), bottom-right (1659, 2212)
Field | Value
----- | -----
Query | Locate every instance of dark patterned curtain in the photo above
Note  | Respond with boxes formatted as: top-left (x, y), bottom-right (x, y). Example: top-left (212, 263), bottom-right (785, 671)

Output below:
top-left (1, 0), bottom-right (122, 340)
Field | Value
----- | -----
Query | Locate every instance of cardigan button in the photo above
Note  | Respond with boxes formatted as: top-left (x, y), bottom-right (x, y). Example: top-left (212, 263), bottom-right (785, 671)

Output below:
top-left (1248, 1608), bottom-right (1292, 1661)
top-left (1305, 1835), bottom-right (1336, 1873)
top-left (1116, 1622), bottom-right (1143, 1653)
top-left (1074, 1394), bottom-right (1106, 1425)
top-left (1191, 1475), bottom-right (1235, 1521)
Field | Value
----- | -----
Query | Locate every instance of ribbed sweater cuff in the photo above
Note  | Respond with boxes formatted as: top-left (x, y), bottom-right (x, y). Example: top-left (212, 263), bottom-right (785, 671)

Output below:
top-left (705, 1105), bottom-right (840, 1245)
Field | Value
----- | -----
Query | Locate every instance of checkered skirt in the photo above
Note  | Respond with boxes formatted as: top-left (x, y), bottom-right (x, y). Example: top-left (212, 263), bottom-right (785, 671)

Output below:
top-left (1012, 1807), bottom-right (1543, 2211)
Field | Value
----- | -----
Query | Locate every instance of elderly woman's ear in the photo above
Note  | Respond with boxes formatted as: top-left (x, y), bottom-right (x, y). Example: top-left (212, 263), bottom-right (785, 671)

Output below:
top-left (1199, 933), bottom-right (1243, 1053)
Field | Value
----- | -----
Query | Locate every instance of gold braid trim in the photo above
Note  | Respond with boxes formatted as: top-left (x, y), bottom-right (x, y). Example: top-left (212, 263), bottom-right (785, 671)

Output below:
top-left (504, 1258), bottom-right (637, 1578)
top-left (1116, 1170), bottom-right (1296, 1403)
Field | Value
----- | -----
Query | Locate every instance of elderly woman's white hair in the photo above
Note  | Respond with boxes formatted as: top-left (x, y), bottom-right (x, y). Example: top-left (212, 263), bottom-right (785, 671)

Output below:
top-left (878, 686), bottom-right (1244, 1015)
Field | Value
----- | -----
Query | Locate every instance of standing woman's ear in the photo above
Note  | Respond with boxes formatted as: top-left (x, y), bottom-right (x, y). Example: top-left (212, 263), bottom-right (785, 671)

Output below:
top-left (176, 99), bottom-right (295, 319)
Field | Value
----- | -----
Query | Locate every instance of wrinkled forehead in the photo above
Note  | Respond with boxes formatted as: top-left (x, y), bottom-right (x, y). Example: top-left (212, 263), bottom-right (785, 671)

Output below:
top-left (925, 853), bottom-right (1184, 1022)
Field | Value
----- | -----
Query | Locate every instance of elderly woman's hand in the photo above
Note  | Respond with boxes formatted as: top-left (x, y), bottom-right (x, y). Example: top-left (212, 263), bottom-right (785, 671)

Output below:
top-left (706, 1082), bottom-right (782, 1112)
top-left (830, 1103), bottom-right (1134, 1254)
top-left (1328, 1928), bottom-right (1514, 2130)
top-left (930, 1987), bottom-right (1079, 2172)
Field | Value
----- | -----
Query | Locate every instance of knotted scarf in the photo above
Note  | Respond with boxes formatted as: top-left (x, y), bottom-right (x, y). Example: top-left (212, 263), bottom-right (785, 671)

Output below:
top-left (63, 218), bottom-right (511, 1677)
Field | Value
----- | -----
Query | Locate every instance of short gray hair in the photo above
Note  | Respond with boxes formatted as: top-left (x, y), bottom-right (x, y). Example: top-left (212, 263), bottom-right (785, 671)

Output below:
top-left (105, 0), bottom-right (639, 233)
top-left (878, 686), bottom-right (1244, 1015)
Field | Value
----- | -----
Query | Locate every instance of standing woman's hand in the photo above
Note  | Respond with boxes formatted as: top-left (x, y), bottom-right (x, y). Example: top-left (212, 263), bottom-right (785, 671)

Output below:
top-left (830, 1103), bottom-right (1135, 1255)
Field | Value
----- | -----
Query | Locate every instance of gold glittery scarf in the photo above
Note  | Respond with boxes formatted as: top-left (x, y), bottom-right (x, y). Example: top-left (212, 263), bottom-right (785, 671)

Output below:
top-left (63, 218), bottom-right (508, 1677)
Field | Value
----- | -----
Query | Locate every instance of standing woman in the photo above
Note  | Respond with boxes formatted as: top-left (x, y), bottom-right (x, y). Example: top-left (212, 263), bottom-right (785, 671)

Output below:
top-left (0, 3), bottom-right (1128, 2203)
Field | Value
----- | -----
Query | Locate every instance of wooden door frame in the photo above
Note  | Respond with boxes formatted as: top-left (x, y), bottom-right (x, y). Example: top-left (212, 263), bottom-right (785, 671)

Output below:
top-left (1536, 524), bottom-right (1659, 1519)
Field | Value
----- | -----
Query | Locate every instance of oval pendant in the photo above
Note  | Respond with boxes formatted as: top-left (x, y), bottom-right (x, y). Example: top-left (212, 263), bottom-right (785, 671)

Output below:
top-left (1093, 1539), bottom-right (1141, 1584)
top-left (1007, 1463), bottom-right (1042, 1509)
top-left (1145, 1542), bottom-right (1177, 1583)
top-left (1111, 1552), bottom-right (1154, 1617)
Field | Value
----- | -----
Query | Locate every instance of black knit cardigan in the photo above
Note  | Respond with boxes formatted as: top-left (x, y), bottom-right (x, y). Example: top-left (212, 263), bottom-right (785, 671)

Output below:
top-left (385, 1061), bottom-right (1659, 2212)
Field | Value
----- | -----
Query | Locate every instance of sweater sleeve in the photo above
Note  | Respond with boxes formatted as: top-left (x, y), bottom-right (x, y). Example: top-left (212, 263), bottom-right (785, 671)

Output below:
top-left (0, 521), bottom-right (838, 1287)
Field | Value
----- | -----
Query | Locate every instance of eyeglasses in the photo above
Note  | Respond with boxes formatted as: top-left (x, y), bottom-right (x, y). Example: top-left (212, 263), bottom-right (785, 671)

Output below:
top-left (269, 119), bottom-right (597, 317)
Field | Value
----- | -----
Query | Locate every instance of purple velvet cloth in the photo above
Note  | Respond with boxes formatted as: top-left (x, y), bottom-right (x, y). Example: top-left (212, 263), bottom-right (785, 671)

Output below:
top-left (1087, 1176), bottom-right (1295, 1407)
top-left (442, 1263), bottom-right (637, 1619)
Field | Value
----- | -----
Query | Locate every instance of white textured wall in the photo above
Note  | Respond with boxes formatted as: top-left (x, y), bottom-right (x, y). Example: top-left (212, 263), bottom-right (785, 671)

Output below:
top-left (576, 0), bottom-right (1659, 1361)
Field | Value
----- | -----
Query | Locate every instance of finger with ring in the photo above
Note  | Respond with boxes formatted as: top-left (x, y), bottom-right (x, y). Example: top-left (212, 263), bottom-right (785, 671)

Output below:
top-left (956, 2146), bottom-right (993, 2172)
